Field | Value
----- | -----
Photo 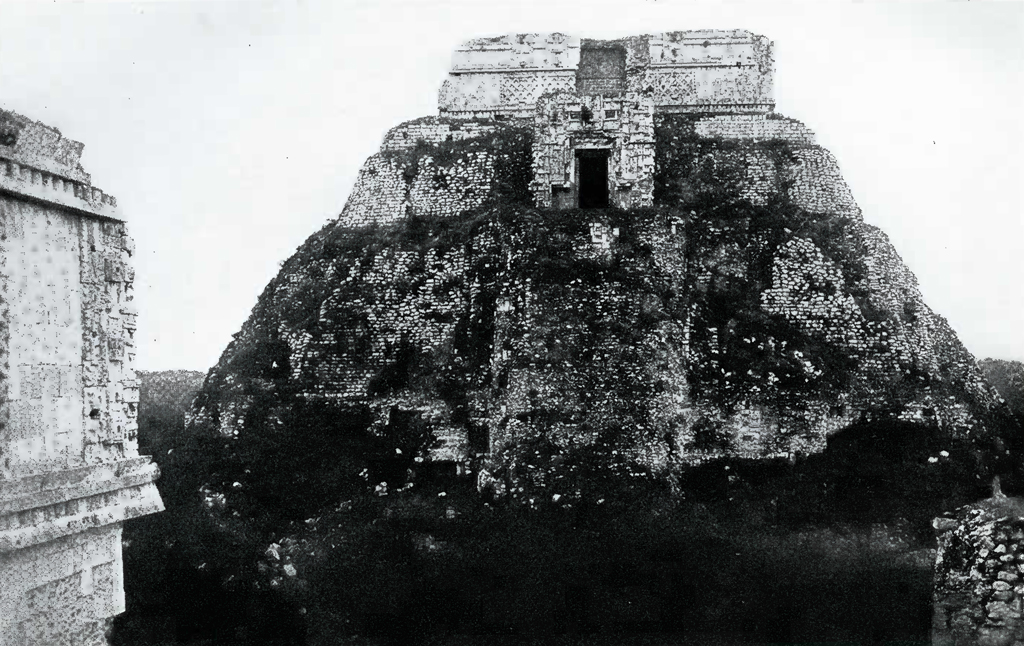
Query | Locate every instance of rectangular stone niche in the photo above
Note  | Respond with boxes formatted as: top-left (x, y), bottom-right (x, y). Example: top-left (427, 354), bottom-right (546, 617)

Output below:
top-left (577, 42), bottom-right (626, 96)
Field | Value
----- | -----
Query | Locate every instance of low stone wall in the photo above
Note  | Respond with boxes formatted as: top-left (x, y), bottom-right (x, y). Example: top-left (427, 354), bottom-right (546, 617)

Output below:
top-left (693, 114), bottom-right (815, 145)
top-left (380, 117), bottom-right (499, 152)
top-left (933, 496), bottom-right (1024, 646)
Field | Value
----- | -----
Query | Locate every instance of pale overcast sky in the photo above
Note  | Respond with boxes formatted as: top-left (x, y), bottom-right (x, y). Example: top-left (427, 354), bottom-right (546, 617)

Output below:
top-left (1, 0), bottom-right (1021, 370)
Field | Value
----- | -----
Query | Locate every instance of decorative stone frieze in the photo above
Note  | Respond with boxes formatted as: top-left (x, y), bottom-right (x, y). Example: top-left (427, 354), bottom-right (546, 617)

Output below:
top-left (439, 31), bottom-right (774, 118)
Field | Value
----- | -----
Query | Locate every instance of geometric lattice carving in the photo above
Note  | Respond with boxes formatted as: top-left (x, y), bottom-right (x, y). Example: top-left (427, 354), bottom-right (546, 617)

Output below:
top-left (440, 31), bottom-right (774, 117)
top-left (499, 73), bottom-right (540, 107)
top-left (649, 70), bottom-right (697, 106)
top-left (499, 73), bottom-right (574, 113)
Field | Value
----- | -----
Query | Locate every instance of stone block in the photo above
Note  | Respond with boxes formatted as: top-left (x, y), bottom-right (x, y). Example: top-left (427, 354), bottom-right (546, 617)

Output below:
top-left (977, 627), bottom-right (1015, 646)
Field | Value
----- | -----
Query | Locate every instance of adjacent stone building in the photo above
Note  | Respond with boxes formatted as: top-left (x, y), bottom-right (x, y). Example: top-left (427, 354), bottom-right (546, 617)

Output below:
top-left (0, 110), bottom-right (162, 645)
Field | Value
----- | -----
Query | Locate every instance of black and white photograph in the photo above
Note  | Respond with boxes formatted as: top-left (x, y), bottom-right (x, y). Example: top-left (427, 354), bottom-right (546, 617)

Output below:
top-left (0, 1), bottom-right (1021, 644)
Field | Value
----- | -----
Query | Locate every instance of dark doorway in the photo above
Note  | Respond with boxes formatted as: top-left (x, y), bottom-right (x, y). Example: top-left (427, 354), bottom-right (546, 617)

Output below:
top-left (468, 423), bottom-right (490, 455)
top-left (577, 150), bottom-right (609, 209)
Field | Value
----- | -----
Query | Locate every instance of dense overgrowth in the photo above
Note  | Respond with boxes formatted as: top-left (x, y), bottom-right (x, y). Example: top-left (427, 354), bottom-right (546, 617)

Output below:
top-left (118, 387), bottom-right (990, 645)
top-left (118, 121), bottom-right (1023, 645)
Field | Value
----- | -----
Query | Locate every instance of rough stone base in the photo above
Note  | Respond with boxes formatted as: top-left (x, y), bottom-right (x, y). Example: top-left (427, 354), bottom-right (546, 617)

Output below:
top-left (0, 525), bottom-right (122, 645)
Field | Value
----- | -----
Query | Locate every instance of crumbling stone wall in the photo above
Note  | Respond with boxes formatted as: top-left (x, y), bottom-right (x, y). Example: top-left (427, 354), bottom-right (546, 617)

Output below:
top-left (530, 91), bottom-right (655, 209)
top-left (933, 497), bottom-right (1024, 646)
top-left (0, 109), bottom-right (161, 645)
top-left (693, 114), bottom-right (815, 144)
top-left (337, 117), bottom-right (528, 229)
top-left (335, 155), bottom-right (409, 228)
top-left (338, 151), bottom-right (497, 228)
top-left (193, 105), bottom-right (1008, 472)
top-left (380, 116), bottom-right (499, 152)
top-left (648, 111), bottom-right (1007, 460)
top-left (787, 147), bottom-right (861, 218)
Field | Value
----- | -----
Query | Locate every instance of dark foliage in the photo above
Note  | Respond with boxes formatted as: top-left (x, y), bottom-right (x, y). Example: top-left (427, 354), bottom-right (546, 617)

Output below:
top-left (119, 378), bottom-right (982, 646)
top-left (117, 121), bottom-right (1021, 646)
top-left (278, 467), bottom-right (937, 645)
top-left (677, 419), bottom-right (992, 539)
top-left (980, 358), bottom-right (1024, 419)
top-left (115, 373), bottom-right (306, 646)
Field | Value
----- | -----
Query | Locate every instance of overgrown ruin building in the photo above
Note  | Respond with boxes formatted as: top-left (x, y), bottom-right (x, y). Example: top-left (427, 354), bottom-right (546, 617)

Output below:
top-left (191, 31), bottom-right (1009, 482)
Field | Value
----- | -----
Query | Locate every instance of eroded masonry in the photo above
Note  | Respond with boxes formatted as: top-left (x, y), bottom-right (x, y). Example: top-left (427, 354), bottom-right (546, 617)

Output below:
top-left (347, 31), bottom-right (783, 222)
top-left (933, 496), bottom-right (1024, 645)
top-left (0, 110), bottom-right (162, 645)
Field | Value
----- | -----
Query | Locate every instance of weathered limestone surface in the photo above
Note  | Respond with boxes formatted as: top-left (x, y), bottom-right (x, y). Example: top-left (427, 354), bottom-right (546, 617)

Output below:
top-left (339, 118), bottom-right (509, 230)
top-left (0, 109), bottom-right (162, 645)
top-left (933, 497), bottom-right (1024, 646)
top-left (439, 31), bottom-right (774, 118)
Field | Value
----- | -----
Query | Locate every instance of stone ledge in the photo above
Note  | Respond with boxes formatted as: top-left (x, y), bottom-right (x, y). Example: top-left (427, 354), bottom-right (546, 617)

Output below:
top-left (650, 61), bottom-right (762, 69)
top-left (0, 457), bottom-right (159, 516)
top-left (0, 156), bottom-right (121, 221)
top-left (449, 67), bottom-right (578, 75)
top-left (693, 114), bottom-right (816, 144)
top-left (0, 480), bottom-right (163, 553)
top-left (657, 103), bottom-right (776, 115)
top-left (0, 109), bottom-right (91, 183)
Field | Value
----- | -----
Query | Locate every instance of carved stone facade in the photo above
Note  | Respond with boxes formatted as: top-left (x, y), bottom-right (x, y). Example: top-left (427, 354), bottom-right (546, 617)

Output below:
top-left (530, 91), bottom-right (655, 210)
top-left (0, 109), bottom-right (163, 645)
top-left (440, 31), bottom-right (773, 212)
top-left (439, 31), bottom-right (774, 118)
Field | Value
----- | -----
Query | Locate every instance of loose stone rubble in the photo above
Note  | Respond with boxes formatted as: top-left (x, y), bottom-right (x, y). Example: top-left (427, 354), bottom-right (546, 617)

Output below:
top-left (934, 496), bottom-right (1024, 646)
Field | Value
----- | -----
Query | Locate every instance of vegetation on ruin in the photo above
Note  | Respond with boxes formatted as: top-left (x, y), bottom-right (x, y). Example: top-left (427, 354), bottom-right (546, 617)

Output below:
top-left (381, 125), bottom-right (533, 203)
top-left (118, 379), bottom-right (1000, 645)
top-left (981, 358), bottom-right (1024, 421)
top-left (129, 122), bottom-right (1024, 645)
top-left (651, 124), bottom-right (860, 411)
top-left (188, 119), bottom-right (1023, 504)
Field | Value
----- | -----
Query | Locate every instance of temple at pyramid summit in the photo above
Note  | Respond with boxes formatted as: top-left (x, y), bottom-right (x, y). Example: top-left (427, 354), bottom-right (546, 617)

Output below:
top-left (192, 30), bottom-right (1010, 478)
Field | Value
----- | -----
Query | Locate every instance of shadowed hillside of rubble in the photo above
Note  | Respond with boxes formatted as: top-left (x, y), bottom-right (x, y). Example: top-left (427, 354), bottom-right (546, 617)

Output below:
top-left (116, 30), bottom-right (1022, 646)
